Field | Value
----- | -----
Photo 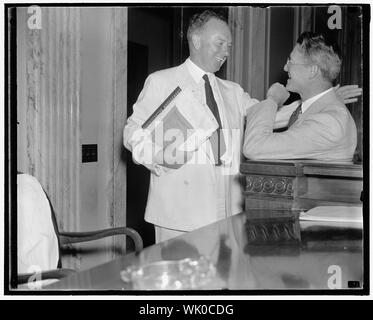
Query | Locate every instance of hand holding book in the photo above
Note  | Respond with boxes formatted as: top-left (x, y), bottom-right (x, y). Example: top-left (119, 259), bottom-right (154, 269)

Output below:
top-left (142, 85), bottom-right (219, 169)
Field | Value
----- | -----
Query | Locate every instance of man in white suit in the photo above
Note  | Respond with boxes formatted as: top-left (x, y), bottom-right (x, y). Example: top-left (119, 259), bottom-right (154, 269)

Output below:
top-left (124, 13), bottom-right (359, 243)
top-left (243, 32), bottom-right (358, 161)
top-left (124, 11), bottom-right (263, 242)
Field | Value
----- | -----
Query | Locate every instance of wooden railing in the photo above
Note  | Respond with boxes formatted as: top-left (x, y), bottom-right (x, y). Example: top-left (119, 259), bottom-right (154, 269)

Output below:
top-left (240, 160), bottom-right (363, 212)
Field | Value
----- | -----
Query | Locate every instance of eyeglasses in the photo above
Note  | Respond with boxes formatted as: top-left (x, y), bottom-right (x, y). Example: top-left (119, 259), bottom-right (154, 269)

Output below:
top-left (286, 57), bottom-right (311, 67)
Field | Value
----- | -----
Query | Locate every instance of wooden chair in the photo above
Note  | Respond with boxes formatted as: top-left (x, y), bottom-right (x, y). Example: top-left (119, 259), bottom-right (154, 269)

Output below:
top-left (16, 174), bottom-right (143, 286)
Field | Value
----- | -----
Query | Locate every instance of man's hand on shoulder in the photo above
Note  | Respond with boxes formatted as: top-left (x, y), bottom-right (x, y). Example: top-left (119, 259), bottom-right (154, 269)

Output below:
top-left (266, 83), bottom-right (290, 107)
top-left (334, 84), bottom-right (362, 104)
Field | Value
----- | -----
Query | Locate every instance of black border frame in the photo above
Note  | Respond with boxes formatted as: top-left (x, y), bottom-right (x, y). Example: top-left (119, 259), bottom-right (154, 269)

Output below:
top-left (4, 2), bottom-right (370, 298)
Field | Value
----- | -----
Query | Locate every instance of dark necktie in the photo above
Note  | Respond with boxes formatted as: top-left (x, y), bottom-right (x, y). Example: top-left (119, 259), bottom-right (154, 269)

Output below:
top-left (203, 74), bottom-right (226, 166)
top-left (287, 104), bottom-right (302, 128)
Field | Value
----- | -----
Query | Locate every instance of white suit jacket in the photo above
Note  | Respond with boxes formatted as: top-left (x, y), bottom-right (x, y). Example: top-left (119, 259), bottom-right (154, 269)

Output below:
top-left (17, 174), bottom-right (59, 273)
top-left (124, 60), bottom-right (274, 231)
top-left (243, 89), bottom-right (357, 161)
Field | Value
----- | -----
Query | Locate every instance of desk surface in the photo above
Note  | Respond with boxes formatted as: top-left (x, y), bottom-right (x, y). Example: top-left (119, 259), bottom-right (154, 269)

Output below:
top-left (45, 209), bottom-right (363, 291)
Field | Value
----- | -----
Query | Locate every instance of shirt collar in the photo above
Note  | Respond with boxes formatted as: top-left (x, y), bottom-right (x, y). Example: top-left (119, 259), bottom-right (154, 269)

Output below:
top-left (185, 57), bottom-right (214, 84)
top-left (301, 87), bottom-right (334, 113)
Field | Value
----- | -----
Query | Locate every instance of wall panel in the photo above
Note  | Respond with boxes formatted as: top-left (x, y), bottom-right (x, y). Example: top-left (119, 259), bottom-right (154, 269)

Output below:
top-left (227, 7), bottom-right (268, 100)
top-left (20, 7), bottom-right (82, 269)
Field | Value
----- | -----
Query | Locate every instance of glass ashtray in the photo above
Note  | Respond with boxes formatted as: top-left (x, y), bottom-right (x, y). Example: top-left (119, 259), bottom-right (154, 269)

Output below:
top-left (120, 256), bottom-right (216, 290)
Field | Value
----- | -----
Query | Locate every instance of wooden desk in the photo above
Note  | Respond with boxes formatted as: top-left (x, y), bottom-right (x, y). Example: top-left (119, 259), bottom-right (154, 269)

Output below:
top-left (43, 209), bottom-right (363, 291)
top-left (240, 160), bottom-right (363, 211)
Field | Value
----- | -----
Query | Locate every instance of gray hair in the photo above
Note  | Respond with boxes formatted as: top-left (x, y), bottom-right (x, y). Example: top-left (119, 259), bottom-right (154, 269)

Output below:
top-left (187, 10), bottom-right (227, 43)
top-left (296, 32), bottom-right (342, 82)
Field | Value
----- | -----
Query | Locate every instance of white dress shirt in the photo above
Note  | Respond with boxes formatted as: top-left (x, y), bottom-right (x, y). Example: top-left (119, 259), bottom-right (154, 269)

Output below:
top-left (185, 58), bottom-right (230, 165)
top-left (301, 87), bottom-right (334, 113)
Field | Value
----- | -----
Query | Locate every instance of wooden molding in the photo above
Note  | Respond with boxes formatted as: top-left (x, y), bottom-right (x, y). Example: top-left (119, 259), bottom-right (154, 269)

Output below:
top-left (245, 175), bottom-right (294, 196)
top-left (241, 160), bottom-right (363, 212)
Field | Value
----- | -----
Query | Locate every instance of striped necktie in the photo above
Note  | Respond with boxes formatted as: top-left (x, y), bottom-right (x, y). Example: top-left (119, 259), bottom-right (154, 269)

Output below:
top-left (287, 104), bottom-right (302, 128)
top-left (203, 74), bottom-right (226, 166)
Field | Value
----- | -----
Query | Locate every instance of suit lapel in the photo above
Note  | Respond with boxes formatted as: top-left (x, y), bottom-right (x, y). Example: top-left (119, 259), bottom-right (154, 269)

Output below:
top-left (215, 77), bottom-right (243, 217)
top-left (216, 78), bottom-right (241, 130)
top-left (298, 89), bottom-right (340, 123)
top-left (175, 62), bottom-right (204, 105)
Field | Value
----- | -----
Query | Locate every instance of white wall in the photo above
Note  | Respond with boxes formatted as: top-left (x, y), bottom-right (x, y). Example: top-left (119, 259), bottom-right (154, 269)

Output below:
top-left (16, 7), bottom-right (128, 271)
top-left (78, 7), bottom-right (113, 269)
top-left (17, 8), bottom-right (27, 172)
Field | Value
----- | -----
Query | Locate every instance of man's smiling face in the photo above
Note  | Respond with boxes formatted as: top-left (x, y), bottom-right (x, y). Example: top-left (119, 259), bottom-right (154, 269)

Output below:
top-left (283, 45), bottom-right (312, 94)
top-left (195, 18), bottom-right (232, 73)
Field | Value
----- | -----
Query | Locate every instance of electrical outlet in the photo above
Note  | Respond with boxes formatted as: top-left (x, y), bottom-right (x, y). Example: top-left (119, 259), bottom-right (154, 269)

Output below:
top-left (82, 144), bottom-right (98, 163)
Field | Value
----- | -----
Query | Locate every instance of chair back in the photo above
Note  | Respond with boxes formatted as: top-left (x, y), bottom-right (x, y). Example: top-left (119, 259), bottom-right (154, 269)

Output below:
top-left (42, 190), bottom-right (63, 268)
